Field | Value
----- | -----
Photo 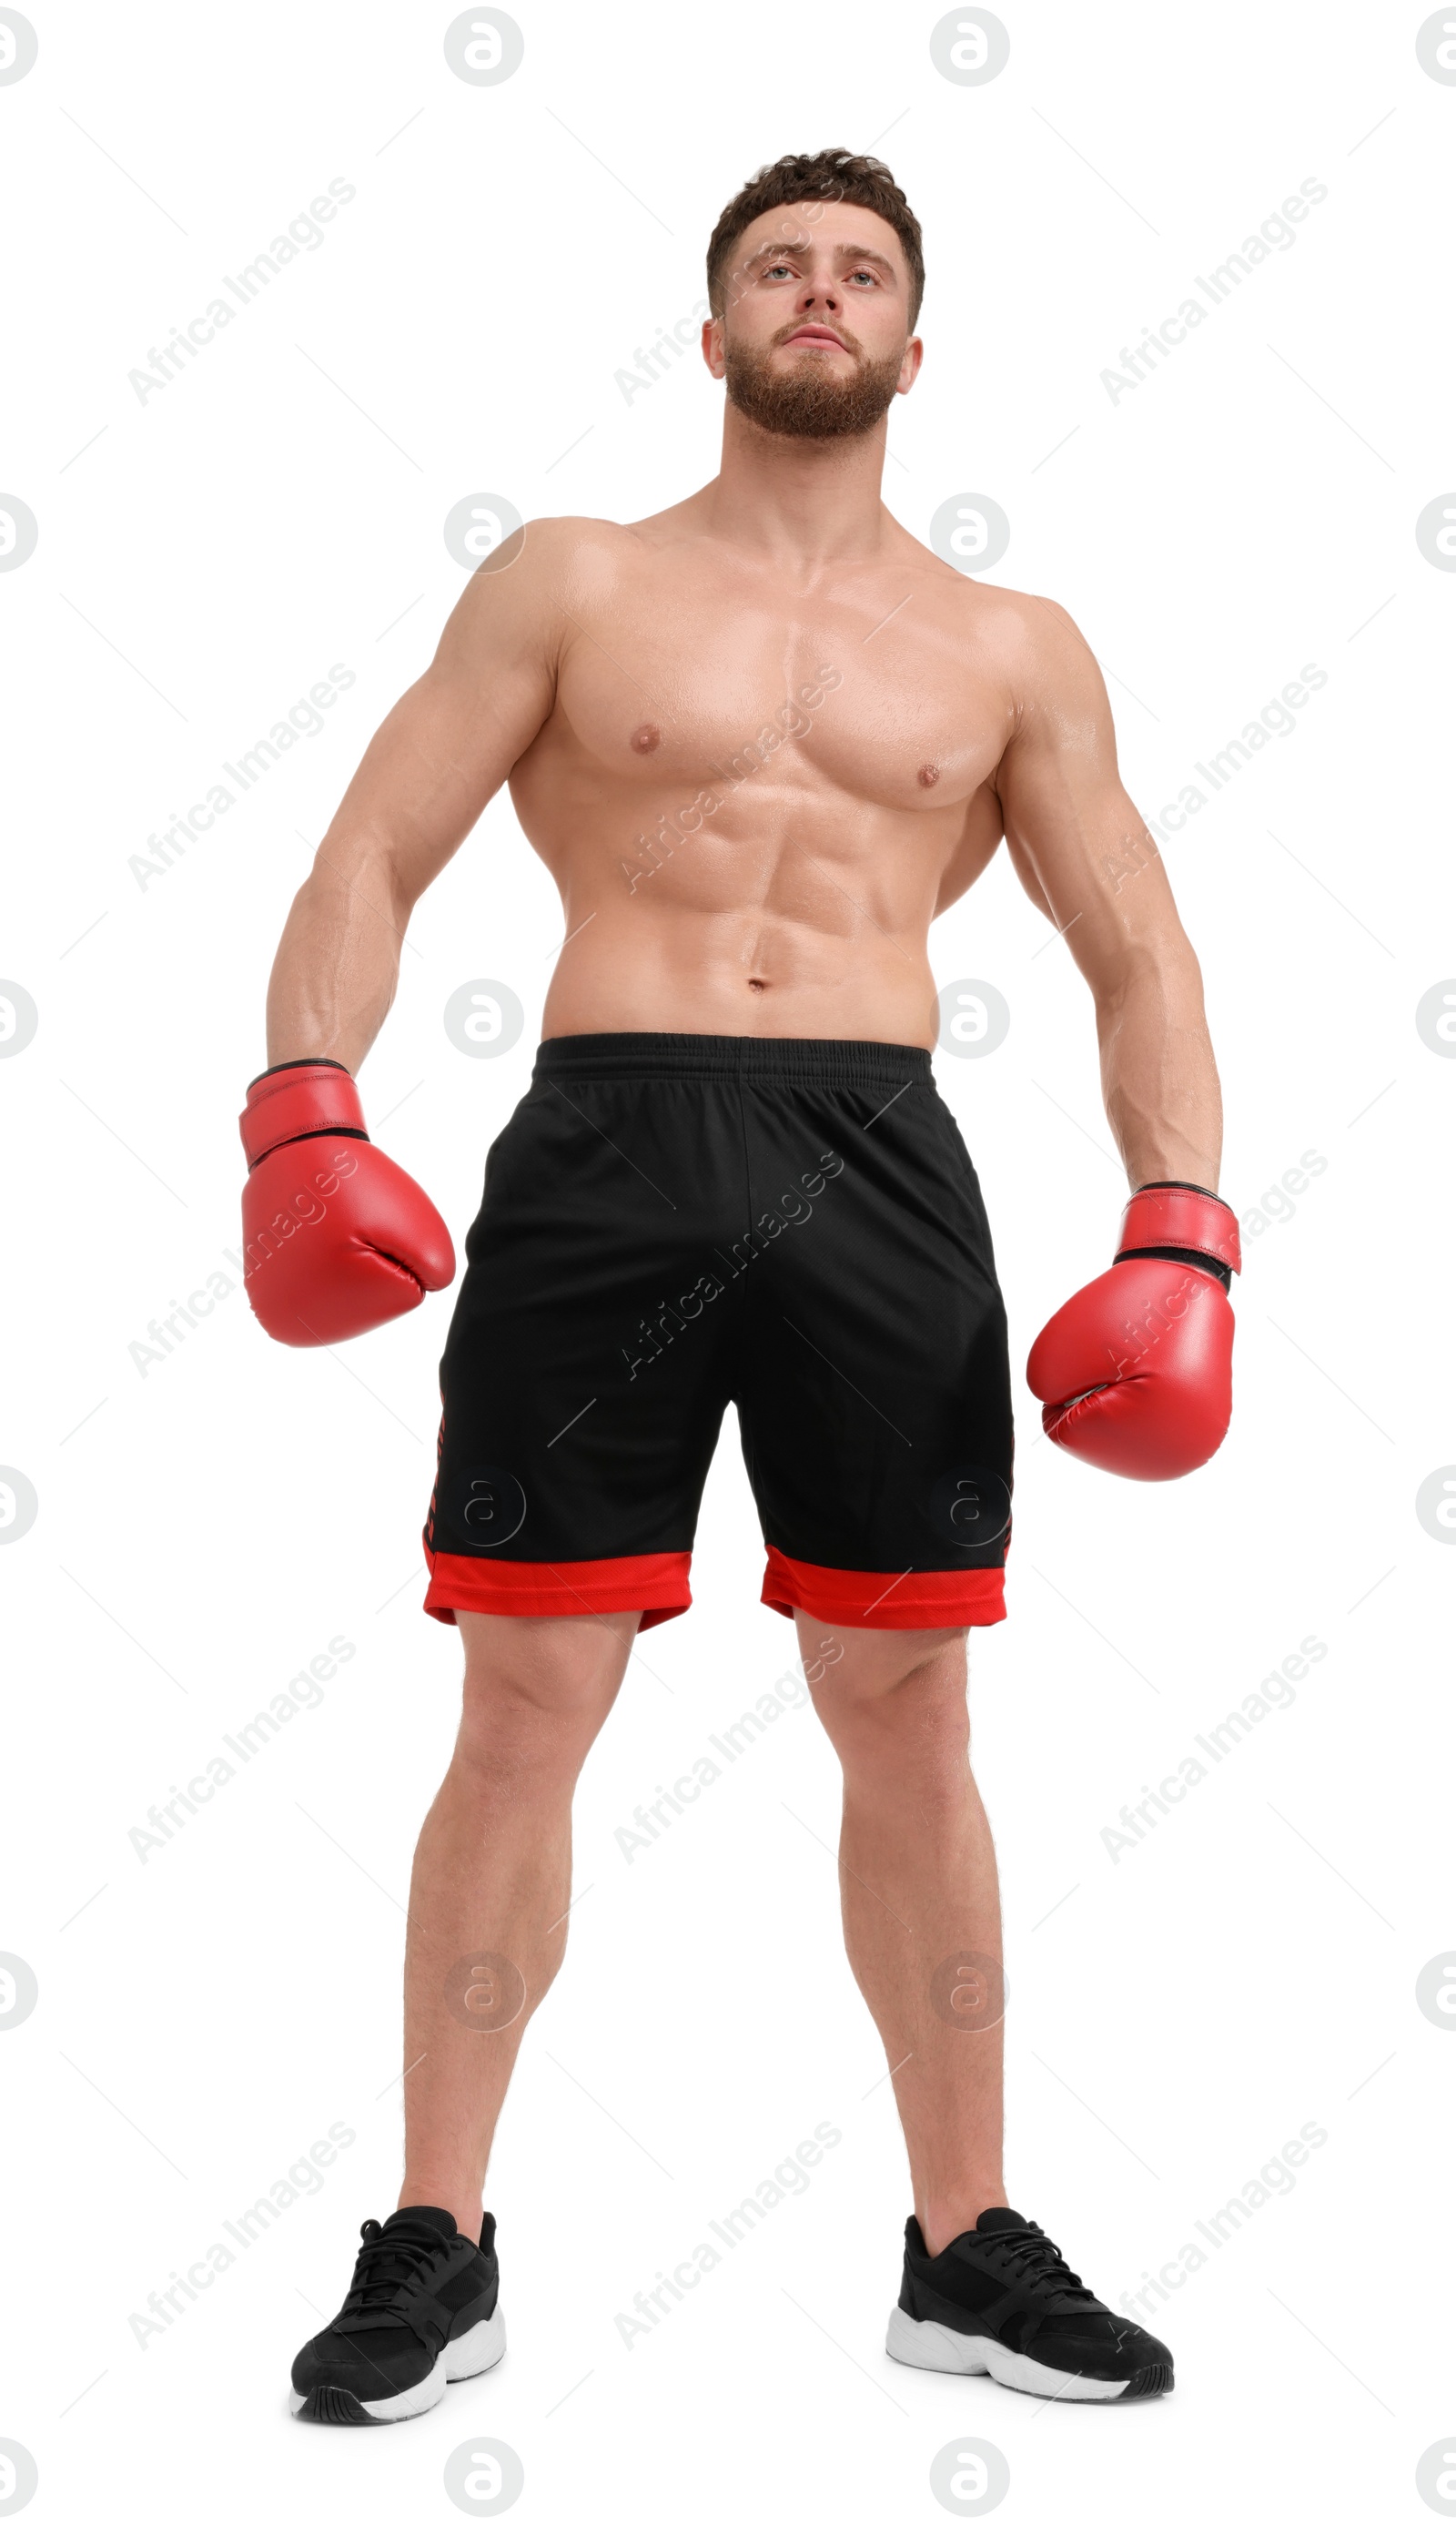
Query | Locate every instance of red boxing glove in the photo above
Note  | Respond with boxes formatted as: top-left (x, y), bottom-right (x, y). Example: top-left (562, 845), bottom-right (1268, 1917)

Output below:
top-left (239, 1059), bottom-right (455, 1346)
top-left (1026, 1181), bottom-right (1240, 1480)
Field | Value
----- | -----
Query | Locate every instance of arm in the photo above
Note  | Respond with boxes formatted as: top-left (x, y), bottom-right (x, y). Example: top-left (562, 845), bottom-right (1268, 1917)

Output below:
top-left (992, 600), bottom-right (1222, 1192)
top-left (265, 525), bottom-right (563, 1070)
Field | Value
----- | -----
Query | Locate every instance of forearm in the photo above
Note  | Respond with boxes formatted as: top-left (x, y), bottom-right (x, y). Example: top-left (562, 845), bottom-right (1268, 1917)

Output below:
top-left (1094, 950), bottom-right (1223, 1192)
top-left (264, 834), bottom-right (410, 1073)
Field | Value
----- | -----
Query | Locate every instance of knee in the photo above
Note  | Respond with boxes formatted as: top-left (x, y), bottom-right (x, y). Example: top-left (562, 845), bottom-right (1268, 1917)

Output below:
top-left (450, 1692), bottom-right (592, 1808)
top-left (817, 1638), bottom-right (971, 1785)
top-left (854, 1687), bottom-right (970, 1790)
top-left (453, 1617), bottom-right (629, 1790)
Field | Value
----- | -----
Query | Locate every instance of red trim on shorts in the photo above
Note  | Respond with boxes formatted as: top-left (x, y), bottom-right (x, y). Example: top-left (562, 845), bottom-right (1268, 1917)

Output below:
top-left (761, 1546), bottom-right (1006, 1629)
top-left (423, 1546), bottom-right (692, 1629)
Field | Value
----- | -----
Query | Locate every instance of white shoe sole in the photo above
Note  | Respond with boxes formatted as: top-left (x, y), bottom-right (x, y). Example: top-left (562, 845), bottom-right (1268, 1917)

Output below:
top-left (885, 2304), bottom-right (1139, 2402)
top-left (289, 2305), bottom-right (507, 2422)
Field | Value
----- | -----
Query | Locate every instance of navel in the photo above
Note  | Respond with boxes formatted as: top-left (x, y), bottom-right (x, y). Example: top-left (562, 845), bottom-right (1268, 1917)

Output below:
top-left (917, 762), bottom-right (940, 788)
top-left (631, 723), bottom-right (662, 754)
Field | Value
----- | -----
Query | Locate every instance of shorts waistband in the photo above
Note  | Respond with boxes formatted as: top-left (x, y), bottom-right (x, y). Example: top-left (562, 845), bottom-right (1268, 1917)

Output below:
top-left (531, 1032), bottom-right (935, 1086)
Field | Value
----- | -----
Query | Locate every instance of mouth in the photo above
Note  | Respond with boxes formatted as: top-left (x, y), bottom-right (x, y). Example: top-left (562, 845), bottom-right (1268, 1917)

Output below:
top-left (780, 325), bottom-right (850, 352)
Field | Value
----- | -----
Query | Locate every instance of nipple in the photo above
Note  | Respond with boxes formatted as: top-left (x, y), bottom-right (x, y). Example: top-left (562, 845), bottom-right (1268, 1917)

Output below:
top-left (917, 763), bottom-right (940, 788)
top-left (631, 724), bottom-right (662, 754)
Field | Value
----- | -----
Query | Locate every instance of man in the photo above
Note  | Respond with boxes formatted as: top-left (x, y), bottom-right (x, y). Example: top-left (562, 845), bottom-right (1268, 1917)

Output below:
top-left (243, 149), bottom-right (1239, 2424)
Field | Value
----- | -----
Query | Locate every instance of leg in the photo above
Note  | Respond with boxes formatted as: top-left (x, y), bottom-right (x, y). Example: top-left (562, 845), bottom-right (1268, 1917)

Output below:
top-left (798, 1612), bottom-right (1007, 2257)
top-left (399, 1608), bottom-right (638, 2234)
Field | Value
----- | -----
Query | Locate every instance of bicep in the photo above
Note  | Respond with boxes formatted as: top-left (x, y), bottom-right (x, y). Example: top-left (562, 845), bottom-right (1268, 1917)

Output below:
top-left (1002, 828), bottom-right (1054, 922)
top-left (995, 604), bottom-right (1188, 989)
top-left (324, 528), bottom-right (559, 910)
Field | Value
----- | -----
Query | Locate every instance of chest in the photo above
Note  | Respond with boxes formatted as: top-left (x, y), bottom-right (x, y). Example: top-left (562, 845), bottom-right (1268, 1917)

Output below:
top-left (551, 573), bottom-right (1007, 808)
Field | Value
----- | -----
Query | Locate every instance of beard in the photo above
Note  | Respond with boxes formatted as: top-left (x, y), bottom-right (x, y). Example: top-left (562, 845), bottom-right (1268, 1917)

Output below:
top-left (723, 328), bottom-right (905, 441)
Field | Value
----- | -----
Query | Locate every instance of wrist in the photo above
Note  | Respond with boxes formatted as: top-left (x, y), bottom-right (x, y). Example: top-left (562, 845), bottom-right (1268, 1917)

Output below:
top-left (1115, 1181), bottom-right (1240, 1288)
top-left (240, 1059), bottom-right (369, 1171)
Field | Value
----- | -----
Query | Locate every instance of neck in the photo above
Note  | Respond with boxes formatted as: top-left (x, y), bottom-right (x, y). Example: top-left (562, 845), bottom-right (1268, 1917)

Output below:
top-left (701, 401), bottom-right (894, 573)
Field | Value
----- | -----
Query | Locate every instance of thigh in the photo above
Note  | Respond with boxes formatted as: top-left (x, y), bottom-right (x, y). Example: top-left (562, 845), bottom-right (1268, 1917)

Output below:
top-left (792, 1608), bottom-right (968, 1703)
top-left (457, 1608), bottom-right (641, 1707)
top-left (425, 1078), bottom-right (736, 1628)
top-left (792, 1612), bottom-right (974, 1788)
top-left (736, 1079), bottom-right (1014, 1628)
top-left (454, 1610), bottom-right (639, 1767)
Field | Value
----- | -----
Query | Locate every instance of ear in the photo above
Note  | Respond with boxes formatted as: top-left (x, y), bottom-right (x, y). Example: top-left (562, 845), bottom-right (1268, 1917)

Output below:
top-left (701, 314), bottom-right (725, 380)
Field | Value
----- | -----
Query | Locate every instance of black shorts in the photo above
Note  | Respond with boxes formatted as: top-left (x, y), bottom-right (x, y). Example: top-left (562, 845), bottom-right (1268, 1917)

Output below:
top-left (423, 1034), bottom-right (1013, 1632)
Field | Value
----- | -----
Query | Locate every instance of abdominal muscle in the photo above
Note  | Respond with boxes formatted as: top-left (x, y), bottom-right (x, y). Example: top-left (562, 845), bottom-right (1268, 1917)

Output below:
top-left (529, 784), bottom-right (950, 1051)
top-left (541, 898), bottom-right (939, 1047)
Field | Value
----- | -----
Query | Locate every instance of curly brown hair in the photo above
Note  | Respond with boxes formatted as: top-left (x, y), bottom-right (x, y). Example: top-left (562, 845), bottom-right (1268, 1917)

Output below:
top-left (706, 149), bottom-right (925, 330)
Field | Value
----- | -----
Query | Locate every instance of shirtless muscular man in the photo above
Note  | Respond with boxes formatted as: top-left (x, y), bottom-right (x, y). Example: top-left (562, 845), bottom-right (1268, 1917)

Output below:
top-left (241, 149), bottom-right (1239, 2423)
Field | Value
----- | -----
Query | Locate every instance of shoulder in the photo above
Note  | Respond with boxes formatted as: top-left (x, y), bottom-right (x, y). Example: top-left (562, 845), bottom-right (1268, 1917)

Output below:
top-left (950, 580), bottom-right (1107, 726)
top-left (912, 545), bottom-right (1090, 660)
top-left (462, 511), bottom-right (643, 593)
top-left (520, 512), bottom-right (651, 558)
top-left (891, 524), bottom-right (1100, 682)
top-left (440, 512), bottom-right (644, 661)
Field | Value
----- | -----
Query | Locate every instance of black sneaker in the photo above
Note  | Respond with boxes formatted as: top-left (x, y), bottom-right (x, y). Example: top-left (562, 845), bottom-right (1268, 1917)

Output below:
top-left (290, 2206), bottom-right (505, 2423)
top-left (886, 2208), bottom-right (1173, 2402)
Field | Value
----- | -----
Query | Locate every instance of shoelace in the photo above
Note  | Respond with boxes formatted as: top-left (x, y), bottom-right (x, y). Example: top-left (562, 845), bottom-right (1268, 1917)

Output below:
top-left (975, 2224), bottom-right (1099, 2304)
top-left (338, 2218), bottom-right (453, 2320)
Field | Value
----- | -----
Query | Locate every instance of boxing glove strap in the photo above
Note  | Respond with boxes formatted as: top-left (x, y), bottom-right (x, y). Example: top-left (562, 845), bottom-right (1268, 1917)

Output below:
top-left (239, 1058), bottom-right (369, 1171)
top-left (1116, 1181), bottom-right (1240, 1276)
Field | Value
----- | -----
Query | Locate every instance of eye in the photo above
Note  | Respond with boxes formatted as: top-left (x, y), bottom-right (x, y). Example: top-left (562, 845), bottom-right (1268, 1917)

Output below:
top-left (763, 261), bottom-right (794, 279)
top-left (846, 267), bottom-right (878, 287)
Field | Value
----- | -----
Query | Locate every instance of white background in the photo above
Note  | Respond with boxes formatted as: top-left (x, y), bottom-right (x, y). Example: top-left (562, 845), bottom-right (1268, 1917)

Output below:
top-left (2, 3), bottom-right (1452, 2520)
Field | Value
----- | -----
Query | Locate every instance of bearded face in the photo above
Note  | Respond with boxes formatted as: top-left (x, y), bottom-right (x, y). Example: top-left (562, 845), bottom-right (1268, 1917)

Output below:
top-left (723, 323), bottom-right (906, 441)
